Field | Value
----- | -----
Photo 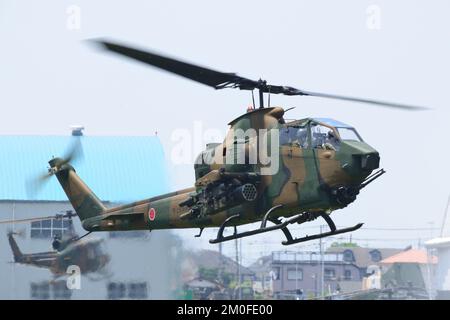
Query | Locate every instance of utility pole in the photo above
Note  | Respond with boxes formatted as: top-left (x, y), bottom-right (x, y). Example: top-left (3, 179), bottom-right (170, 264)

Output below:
top-left (235, 237), bottom-right (241, 300)
top-left (426, 247), bottom-right (434, 300)
top-left (319, 225), bottom-right (324, 299)
top-left (295, 251), bottom-right (298, 294)
top-left (11, 202), bottom-right (16, 300)
top-left (312, 273), bottom-right (318, 298)
top-left (218, 241), bottom-right (223, 284)
top-left (440, 194), bottom-right (450, 237)
top-left (239, 238), bottom-right (242, 299)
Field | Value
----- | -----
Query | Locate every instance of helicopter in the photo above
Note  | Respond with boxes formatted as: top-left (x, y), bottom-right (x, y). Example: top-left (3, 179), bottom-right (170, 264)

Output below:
top-left (2, 211), bottom-right (111, 277)
top-left (29, 39), bottom-right (426, 246)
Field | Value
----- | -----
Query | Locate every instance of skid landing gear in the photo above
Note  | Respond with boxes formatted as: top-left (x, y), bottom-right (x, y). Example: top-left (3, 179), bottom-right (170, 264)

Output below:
top-left (209, 205), bottom-right (363, 245)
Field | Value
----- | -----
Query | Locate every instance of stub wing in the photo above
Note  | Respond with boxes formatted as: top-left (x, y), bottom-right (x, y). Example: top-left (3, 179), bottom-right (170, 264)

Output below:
top-left (20, 253), bottom-right (58, 269)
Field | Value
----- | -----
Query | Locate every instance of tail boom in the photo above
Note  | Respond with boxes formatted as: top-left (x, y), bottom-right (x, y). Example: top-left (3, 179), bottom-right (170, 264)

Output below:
top-left (50, 158), bottom-right (106, 223)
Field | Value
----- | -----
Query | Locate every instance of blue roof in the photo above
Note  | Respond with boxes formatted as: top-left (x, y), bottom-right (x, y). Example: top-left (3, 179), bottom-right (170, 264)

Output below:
top-left (0, 136), bottom-right (170, 202)
top-left (313, 118), bottom-right (353, 128)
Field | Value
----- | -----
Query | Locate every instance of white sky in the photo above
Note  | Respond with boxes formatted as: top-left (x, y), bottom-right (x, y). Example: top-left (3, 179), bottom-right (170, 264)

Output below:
top-left (1, 0), bottom-right (449, 265)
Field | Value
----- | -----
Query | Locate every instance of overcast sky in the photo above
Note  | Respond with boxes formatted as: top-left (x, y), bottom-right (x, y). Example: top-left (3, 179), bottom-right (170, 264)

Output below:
top-left (1, 0), bottom-right (449, 265)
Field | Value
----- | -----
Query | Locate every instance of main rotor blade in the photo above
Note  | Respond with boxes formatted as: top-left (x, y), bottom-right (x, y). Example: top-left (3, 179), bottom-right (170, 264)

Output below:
top-left (296, 90), bottom-right (428, 111)
top-left (0, 212), bottom-right (77, 225)
top-left (92, 39), bottom-right (428, 110)
top-left (93, 39), bottom-right (257, 90)
top-left (0, 216), bottom-right (60, 224)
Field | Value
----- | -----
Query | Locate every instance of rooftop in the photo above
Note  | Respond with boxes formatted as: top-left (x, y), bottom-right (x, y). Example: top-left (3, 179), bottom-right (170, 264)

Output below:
top-left (271, 251), bottom-right (345, 263)
top-left (188, 250), bottom-right (254, 276)
top-left (380, 249), bottom-right (438, 265)
top-left (326, 246), bottom-right (403, 268)
top-left (425, 237), bottom-right (450, 248)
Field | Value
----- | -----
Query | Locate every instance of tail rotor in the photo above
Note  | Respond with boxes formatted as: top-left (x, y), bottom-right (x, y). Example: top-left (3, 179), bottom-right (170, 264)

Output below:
top-left (25, 138), bottom-right (84, 199)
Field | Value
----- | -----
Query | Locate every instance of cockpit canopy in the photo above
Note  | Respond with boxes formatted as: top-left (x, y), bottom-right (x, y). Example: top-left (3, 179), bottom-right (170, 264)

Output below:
top-left (313, 118), bottom-right (363, 142)
top-left (281, 117), bottom-right (363, 150)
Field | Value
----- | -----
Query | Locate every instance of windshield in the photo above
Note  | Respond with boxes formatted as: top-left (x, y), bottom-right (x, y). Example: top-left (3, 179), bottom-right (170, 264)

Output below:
top-left (280, 126), bottom-right (309, 148)
top-left (310, 123), bottom-right (340, 150)
top-left (336, 127), bottom-right (363, 142)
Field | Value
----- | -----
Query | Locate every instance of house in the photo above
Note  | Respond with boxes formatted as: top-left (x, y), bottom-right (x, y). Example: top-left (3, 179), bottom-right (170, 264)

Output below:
top-left (250, 246), bottom-right (403, 299)
top-left (182, 249), bottom-right (255, 287)
top-left (426, 237), bottom-right (450, 299)
top-left (249, 255), bottom-right (273, 295)
top-left (270, 251), bottom-right (363, 298)
top-left (380, 249), bottom-right (437, 299)
top-left (326, 246), bottom-right (403, 273)
top-left (183, 278), bottom-right (224, 300)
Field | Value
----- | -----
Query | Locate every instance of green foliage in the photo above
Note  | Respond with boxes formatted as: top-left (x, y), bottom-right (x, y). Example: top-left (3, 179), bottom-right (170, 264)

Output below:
top-left (198, 267), bottom-right (218, 282)
top-left (329, 242), bottom-right (359, 248)
top-left (307, 292), bottom-right (316, 300)
top-left (198, 267), bottom-right (234, 288)
top-left (254, 292), bottom-right (264, 300)
top-left (221, 272), bottom-right (234, 287)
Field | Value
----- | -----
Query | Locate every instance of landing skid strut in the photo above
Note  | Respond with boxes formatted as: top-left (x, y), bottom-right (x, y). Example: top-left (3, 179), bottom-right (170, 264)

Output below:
top-left (209, 205), bottom-right (363, 245)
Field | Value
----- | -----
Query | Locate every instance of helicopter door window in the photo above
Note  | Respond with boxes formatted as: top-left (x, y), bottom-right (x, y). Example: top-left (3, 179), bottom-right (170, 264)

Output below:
top-left (30, 218), bottom-right (72, 239)
top-left (53, 229), bottom-right (63, 239)
top-left (53, 219), bottom-right (62, 229)
top-left (311, 124), bottom-right (340, 150)
top-left (336, 127), bottom-right (363, 142)
top-left (280, 127), bottom-right (309, 148)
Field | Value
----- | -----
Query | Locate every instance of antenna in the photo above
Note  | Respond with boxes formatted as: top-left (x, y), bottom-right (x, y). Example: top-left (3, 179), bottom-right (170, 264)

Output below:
top-left (251, 90), bottom-right (255, 109)
top-left (440, 194), bottom-right (450, 237)
top-left (258, 85), bottom-right (264, 108)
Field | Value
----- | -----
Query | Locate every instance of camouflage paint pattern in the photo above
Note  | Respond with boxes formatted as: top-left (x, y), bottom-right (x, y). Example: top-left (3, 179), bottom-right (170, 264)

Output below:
top-left (51, 107), bottom-right (379, 236)
top-left (7, 232), bottom-right (110, 276)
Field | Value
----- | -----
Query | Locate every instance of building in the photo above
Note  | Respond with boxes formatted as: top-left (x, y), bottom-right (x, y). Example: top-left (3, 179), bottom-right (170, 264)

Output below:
top-left (249, 255), bottom-right (273, 295)
top-left (179, 249), bottom-right (255, 300)
top-left (183, 278), bottom-right (222, 300)
top-left (425, 196), bottom-right (450, 299)
top-left (425, 238), bottom-right (450, 299)
top-left (270, 251), bottom-right (362, 298)
top-left (380, 249), bottom-right (437, 288)
top-left (182, 249), bottom-right (255, 284)
top-left (326, 246), bottom-right (403, 273)
top-left (251, 246), bottom-right (403, 299)
top-left (379, 249), bottom-right (437, 299)
top-left (0, 130), bottom-right (185, 299)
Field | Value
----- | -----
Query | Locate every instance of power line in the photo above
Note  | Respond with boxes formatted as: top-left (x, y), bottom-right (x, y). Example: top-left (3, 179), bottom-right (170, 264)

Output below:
top-left (244, 236), bottom-right (423, 245)
top-left (359, 227), bottom-right (439, 231)
top-left (289, 225), bottom-right (440, 231)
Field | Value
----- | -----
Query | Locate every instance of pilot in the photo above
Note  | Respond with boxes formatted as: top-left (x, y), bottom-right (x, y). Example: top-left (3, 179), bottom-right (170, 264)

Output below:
top-left (324, 130), bottom-right (338, 151)
top-left (327, 130), bottom-right (337, 141)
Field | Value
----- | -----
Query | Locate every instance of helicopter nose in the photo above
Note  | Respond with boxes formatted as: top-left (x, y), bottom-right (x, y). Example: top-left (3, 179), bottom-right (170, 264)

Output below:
top-left (354, 152), bottom-right (380, 171)
top-left (340, 141), bottom-right (380, 178)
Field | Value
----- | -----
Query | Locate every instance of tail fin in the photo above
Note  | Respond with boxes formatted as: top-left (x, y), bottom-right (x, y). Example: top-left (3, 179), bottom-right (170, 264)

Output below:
top-left (49, 158), bottom-right (106, 221)
top-left (7, 232), bottom-right (23, 262)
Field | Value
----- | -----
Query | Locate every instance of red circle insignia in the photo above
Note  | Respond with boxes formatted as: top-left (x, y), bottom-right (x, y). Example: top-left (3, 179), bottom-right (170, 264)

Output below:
top-left (148, 208), bottom-right (156, 221)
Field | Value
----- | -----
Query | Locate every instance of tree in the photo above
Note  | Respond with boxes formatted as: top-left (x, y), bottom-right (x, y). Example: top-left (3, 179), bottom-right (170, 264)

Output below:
top-left (198, 267), bottom-right (218, 282)
top-left (330, 242), bottom-right (359, 248)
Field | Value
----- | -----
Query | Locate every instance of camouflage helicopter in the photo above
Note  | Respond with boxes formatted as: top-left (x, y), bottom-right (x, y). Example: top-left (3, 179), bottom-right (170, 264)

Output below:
top-left (1, 211), bottom-right (111, 277)
top-left (30, 40), bottom-right (425, 246)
